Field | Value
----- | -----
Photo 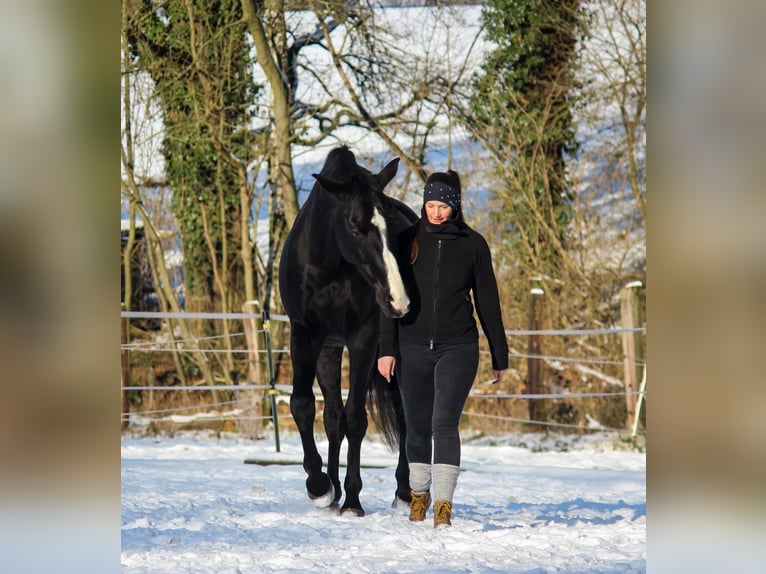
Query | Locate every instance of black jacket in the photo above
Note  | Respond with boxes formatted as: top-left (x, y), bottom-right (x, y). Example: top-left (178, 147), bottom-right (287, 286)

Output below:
top-left (380, 218), bottom-right (509, 371)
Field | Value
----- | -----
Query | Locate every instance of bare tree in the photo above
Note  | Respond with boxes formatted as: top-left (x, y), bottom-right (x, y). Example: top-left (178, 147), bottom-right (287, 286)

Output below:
top-left (293, 2), bottom-right (488, 187)
top-left (122, 2), bottom-right (516, 423)
top-left (566, 0), bottom-right (646, 331)
top-left (575, 0), bottom-right (646, 235)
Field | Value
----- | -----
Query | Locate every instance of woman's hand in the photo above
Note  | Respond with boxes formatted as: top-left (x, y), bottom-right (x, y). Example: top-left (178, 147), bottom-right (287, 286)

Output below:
top-left (492, 370), bottom-right (506, 384)
top-left (377, 356), bottom-right (396, 383)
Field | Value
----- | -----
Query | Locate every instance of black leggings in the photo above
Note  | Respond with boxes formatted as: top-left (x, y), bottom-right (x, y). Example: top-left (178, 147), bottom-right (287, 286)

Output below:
top-left (397, 341), bottom-right (479, 467)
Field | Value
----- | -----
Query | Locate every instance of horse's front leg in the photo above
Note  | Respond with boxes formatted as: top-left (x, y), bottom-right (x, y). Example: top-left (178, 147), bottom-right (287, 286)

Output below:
top-left (316, 345), bottom-right (344, 507)
top-left (339, 344), bottom-right (375, 516)
top-left (288, 325), bottom-right (333, 507)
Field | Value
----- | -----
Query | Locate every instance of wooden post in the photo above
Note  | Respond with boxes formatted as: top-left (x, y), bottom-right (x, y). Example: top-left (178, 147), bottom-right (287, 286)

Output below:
top-left (243, 301), bottom-right (264, 435)
top-left (621, 281), bottom-right (644, 431)
top-left (121, 303), bottom-right (130, 429)
top-left (631, 365), bottom-right (647, 438)
top-left (527, 286), bottom-right (545, 422)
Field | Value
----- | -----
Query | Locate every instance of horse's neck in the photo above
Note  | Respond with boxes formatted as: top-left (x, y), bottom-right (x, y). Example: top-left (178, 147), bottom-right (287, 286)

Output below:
top-left (300, 196), bottom-right (343, 269)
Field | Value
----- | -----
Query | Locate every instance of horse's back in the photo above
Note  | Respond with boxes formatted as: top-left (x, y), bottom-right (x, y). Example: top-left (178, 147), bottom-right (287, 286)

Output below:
top-left (390, 197), bottom-right (418, 226)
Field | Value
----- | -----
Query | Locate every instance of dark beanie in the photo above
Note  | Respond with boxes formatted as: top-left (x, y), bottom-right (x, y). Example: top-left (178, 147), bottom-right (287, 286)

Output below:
top-left (423, 171), bottom-right (461, 212)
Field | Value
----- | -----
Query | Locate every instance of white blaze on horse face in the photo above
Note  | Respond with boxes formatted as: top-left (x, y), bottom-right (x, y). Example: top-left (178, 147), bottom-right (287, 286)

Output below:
top-left (371, 207), bottom-right (410, 316)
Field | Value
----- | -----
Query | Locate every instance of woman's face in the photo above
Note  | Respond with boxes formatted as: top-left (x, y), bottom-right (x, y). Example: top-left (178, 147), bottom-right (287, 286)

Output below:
top-left (424, 201), bottom-right (453, 225)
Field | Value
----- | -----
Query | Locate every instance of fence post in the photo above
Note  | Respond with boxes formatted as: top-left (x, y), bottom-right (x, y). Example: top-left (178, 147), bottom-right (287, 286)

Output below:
top-left (121, 303), bottom-right (130, 429)
top-left (527, 286), bottom-right (545, 423)
top-left (631, 365), bottom-right (647, 438)
top-left (243, 301), bottom-right (264, 436)
top-left (621, 281), bottom-right (644, 431)
top-left (262, 311), bottom-right (281, 452)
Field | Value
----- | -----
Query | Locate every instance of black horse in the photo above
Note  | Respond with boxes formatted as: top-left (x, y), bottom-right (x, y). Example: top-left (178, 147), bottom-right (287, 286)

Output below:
top-left (278, 146), bottom-right (417, 516)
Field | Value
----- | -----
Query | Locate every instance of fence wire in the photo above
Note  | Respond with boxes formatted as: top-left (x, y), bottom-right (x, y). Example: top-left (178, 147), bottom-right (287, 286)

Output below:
top-left (121, 311), bottom-right (646, 433)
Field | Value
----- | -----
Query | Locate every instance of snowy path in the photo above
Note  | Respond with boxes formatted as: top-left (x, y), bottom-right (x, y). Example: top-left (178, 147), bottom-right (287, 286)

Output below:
top-left (121, 433), bottom-right (645, 573)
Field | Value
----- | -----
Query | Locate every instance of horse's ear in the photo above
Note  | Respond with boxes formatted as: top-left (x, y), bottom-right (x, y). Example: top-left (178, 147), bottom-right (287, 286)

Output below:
top-left (375, 158), bottom-right (400, 189)
top-left (312, 173), bottom-right (347, 196)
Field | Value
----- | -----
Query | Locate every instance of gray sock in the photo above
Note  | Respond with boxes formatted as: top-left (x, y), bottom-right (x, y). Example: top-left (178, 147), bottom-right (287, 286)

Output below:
top-left (409, 462), bottom-right (432, 492)
top-left (433, 463), bottom-right (460, 502)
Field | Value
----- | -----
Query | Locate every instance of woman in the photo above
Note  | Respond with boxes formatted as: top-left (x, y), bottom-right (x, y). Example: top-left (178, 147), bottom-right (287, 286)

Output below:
top-left (378, 170), bottom-right (508, 528)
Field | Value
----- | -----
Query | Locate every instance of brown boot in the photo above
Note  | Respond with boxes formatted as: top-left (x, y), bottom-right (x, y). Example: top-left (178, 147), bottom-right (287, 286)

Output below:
top-left (433, 500), bottom-right (452, 528)
top-left (409, 490), bottom-right (431, 522)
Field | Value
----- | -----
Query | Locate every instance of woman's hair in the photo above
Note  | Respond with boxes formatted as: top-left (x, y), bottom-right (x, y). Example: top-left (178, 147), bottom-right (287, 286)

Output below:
top-left (409, 223), bottom-right (420, 264)
top-left (410, 170), bottom-right (463, 263)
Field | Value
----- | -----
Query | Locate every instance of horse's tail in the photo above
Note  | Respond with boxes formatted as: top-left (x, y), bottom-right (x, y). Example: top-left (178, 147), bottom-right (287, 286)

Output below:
top-left (368, 372), bottom-right (405, 451)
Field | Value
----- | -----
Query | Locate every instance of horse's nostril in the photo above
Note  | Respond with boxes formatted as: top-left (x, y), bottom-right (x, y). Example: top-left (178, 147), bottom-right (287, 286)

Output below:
top-left (391, 302), bottom-right (409, 318)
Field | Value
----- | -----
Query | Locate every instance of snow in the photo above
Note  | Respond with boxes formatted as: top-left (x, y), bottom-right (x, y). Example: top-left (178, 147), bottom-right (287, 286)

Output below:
top-left (122, 431), bottom-right (645, 573)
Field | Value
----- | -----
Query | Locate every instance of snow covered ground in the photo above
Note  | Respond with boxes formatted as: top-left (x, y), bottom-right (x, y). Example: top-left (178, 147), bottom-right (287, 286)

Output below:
top-left (121, 431), bottom-right (645, 573)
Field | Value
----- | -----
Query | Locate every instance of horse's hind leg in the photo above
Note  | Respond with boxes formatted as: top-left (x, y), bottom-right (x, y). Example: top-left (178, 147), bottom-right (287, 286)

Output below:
top-left (288, 325), bottom-right (333, 507)
top-left (316, 345), bottom-right (344, 506)
top-left (391, 379), bottom-right (411, 508)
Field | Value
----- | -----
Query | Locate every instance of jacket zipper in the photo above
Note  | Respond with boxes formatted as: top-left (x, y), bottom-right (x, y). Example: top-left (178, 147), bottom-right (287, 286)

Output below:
top-left (429, 239), bottom-right (442, 349)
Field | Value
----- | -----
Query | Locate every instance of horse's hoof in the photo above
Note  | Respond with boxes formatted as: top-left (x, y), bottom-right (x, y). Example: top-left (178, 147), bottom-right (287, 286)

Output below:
top-left (306, 473), bottom-right (335, 508)
top-left (308, 483), bottom-right (335, 509)
top-left (340, 507), bottom-right (365, 517)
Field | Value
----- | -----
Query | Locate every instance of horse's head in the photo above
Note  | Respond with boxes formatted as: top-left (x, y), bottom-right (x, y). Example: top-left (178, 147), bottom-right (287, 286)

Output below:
top-left (313, 151), bottom-right (411, 319)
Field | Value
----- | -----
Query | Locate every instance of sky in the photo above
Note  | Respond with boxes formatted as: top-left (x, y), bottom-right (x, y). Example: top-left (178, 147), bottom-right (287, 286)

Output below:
top-left (121, 430), bottom-right (645, 573)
